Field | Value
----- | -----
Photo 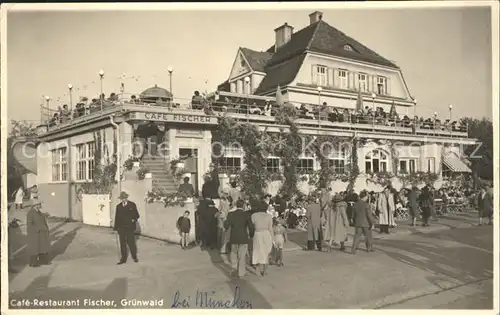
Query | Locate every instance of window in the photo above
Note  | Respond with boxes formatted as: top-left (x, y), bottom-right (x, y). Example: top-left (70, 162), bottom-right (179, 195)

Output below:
top-left (315, 65), bottom-right (327, 86)
top-left (338, 70), bottom-right (348, 89)
top-left (358, 73), bottom-right (367, 92)
top-left (343, 44), bottom-right (353, 51)
top-left (398, 158), bottom-right (418, 174)
top-left (377, 76), bottom-right (387, 95)
top-left (76, 142), bottom-right (96, 181)
top-left (327, 146), bottom-right (348, 173)
top-left (266, 158), bottom-right (280, 173)
top-left (425, 157), bottom-right (435, 173)
top-left (297, 159), bottom-right (314, 173)
top-left (365, 149), bottom-right (388, 173)
top-left (51, 147), bottom-right (68, 182)
top-left (220, 144), bottom-right (243, 173)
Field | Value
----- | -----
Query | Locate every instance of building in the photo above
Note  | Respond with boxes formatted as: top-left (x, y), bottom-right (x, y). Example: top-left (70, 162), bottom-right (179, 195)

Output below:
top-left (26, 11), bottom-right (474, 222)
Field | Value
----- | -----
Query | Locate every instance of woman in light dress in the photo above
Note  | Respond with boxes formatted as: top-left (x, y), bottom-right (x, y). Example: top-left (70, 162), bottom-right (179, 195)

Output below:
top-left (251, 205), bottom-right (274, 276)
top-left (13, 186), bottom-right (25, 209)
top-left (324, 193), bottom-right (350, 251)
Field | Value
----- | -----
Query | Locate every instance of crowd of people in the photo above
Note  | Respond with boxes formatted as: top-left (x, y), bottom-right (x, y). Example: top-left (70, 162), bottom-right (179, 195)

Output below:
top-left (180, 165), bottom-right (493, 278)
top-left (45, 89), bottom-right (467, 134)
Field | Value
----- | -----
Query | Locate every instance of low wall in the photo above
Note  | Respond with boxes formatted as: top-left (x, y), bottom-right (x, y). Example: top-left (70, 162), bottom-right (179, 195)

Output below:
top-left (140, 201), bottom-right (196, 244)
top-left (37, 183), bottom-right (83, 220)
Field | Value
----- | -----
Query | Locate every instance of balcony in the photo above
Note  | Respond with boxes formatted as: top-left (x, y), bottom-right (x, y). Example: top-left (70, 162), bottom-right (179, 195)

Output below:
top-left (38, 93), bottom-right (469, 140)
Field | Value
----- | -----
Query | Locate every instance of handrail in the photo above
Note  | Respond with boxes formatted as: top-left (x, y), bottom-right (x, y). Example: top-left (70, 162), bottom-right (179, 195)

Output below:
top-left (40, 95), bottom-right (469, 136)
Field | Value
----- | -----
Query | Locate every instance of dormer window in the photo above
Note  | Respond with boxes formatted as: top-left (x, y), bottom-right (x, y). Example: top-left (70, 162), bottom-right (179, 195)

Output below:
top-left (343, 44), bottom-right (353, 51)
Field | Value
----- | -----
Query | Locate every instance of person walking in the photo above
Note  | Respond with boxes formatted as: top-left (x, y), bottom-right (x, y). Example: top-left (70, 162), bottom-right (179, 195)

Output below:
top-left (26, 200), bottom-right (50, 267)
top-left (114, 191), bottom-right (140, 264)
top-left (30, 185), bottom-right (39, 200)
top-left (228, 181), bottom-right (243, 207)
top-left (418, 186), bottom-right (434, 227)
top-left (329, 194), bottom-right (350, 251)
top-left (306, 195), bottom-right (323, 251)
top-left (351, 190), bottom-right (375, 255)
top-left (407, 186), bottom-right (419, 226)
top-left (376, 186), bottom-right (396, 234)
top-left (217, 193), bottom-right (231, 254)
top-left (13, 186), bottom-right (25, 210)
top-left (251, 204), bottom-right (274, 276)
top-left (478, 185), bottom-right (493, 226)
top-left (224, 199), bottom-right (253, 278)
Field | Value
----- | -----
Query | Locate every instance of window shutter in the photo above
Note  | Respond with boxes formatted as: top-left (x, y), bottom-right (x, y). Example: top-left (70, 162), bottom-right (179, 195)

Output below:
top-left (367, 75), bottom-right (372, 92)
top-left (311, 65), bottom-right (317, 85)
top-left (348, 72), bottom-right (354, 90)
top-left (386, 77), bottom-right (391, 95)
top-left (333, 69), bottom-right (339, 88)
top-left (373, 76), bottom-right (378, 93)
top-left (328, 68), bottom-right (334, 87)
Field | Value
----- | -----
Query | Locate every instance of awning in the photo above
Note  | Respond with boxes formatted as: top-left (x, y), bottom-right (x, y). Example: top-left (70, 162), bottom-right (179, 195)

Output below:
top-left (443, 153), bottom-right (472, 173)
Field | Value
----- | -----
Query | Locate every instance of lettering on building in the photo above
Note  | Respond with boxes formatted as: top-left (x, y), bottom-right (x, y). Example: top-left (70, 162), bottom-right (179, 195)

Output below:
top-left (143, 112), bottom-right (213, 124)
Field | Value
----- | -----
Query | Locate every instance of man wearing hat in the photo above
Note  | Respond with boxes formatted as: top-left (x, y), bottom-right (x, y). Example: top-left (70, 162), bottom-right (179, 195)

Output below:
top-left (26, 199), bottom-right (51, 267)
top-left (114, 191), bottom-right (140, 264)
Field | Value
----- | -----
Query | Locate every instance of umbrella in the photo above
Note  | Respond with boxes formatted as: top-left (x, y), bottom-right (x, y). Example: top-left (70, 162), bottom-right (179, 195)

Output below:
top-left (389, 102), bottom-right (397, 117)
top-left (355, 84), bottom-right (363, 111)
top-left (275, 85), bottom-right (284, 106)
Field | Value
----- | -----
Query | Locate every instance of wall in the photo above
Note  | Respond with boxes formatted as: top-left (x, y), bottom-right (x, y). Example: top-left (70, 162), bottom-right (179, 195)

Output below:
top-left (37, 182), bottom-right (83, 220)
top-left (294, 54), bottom-right (411, 100)
top-left (141, 202), bottom-right (197, 244)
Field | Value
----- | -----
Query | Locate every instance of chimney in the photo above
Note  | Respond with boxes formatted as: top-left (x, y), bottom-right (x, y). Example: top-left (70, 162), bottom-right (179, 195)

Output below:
top-left (274, 22), bottom-right (294, 52)
top-left (309, 11), bottom-right (323, 25)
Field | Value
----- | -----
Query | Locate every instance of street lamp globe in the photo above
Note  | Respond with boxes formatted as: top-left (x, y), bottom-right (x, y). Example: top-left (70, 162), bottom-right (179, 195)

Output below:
top-left (244, 76), bottom-right (250, 84)
top-left (413, 98), bottom-right (417, 104)
top-left (45, 95), bottom-right (50, 101)
top-left (98, 69), bottom-right (105, 77)
top-left (449, 104), bottom-right (453, 110)
top-left (68, 84), bottom-right (73, 90)
top-left (167, 66), bottom-right (173, 74)
top-left (434, 112), bottom-right (438, 117)
top-left (317, 86), bottom-right (323, 93)
top-left (371, 93), bottom-right (376, 99)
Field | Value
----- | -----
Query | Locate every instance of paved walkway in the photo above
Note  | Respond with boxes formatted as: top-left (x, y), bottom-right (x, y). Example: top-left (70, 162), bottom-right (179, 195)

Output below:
top-left (7, 208), bottom-right (492, 309)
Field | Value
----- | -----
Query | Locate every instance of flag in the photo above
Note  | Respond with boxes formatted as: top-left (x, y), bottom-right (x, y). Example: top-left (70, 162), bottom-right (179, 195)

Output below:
top-left (275, 85), bottom-right (284, 106)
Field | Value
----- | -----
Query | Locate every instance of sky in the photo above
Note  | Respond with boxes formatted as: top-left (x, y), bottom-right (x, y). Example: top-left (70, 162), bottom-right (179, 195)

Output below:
top-left (6, 5), bottom-right (493, 124)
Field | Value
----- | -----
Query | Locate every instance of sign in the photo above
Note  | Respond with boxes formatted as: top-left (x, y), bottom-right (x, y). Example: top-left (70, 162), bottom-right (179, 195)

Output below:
top-left (138, 112), bottom-right (217, 125)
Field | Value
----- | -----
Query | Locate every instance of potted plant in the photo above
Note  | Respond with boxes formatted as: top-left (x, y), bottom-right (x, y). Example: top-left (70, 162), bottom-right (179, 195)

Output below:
top-left (123, 155), bottom-right (140, 171)
top-left (136, 165), bottom-right (150, 180)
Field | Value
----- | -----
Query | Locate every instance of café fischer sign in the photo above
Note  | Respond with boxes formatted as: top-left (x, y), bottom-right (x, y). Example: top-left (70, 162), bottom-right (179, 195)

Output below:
top-left (135, 112), bottom-right (218, 125)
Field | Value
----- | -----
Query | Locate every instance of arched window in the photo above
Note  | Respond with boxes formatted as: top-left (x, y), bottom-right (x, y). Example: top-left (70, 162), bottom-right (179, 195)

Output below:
top-left (343, 44), bottom-right (354, 51)
top-left (365, 149), bottom-right (388, 173)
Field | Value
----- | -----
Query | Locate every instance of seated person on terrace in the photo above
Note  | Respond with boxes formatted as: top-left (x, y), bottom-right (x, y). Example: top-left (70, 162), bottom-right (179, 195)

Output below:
top-left (249, 102), bottom-right (261, 115)
top-left (60, 104), bottom-right (71, 123)
top-left (192, 90), bottom-right (204, 110)
top-left (263, 101), bottom-right (273, 116)
top-left (49, 113), bottom-right (59, 127)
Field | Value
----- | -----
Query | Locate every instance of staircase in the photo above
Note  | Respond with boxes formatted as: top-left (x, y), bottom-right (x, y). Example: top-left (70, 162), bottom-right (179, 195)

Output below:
top-left (141, 156), bottom-right (178, 193)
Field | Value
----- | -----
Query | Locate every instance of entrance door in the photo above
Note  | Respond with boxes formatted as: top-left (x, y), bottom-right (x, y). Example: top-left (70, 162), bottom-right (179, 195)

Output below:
top-left (179, 148), bottom-right (199, 194)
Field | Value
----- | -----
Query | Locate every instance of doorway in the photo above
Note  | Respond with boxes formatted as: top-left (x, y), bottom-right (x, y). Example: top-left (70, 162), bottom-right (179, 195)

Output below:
top-left (179, 148), bottom-right (199, 194)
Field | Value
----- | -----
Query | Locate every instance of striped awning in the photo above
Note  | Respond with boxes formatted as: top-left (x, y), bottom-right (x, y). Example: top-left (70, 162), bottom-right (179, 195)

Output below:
top-left (443, 153), bottom-right (472, 173)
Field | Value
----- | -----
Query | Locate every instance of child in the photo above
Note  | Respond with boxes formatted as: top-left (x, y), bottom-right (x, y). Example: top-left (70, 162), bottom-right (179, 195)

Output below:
top-left (176, 211), bottom-right (191, 249)
top-left (272, 218), bottom-right (287, 267)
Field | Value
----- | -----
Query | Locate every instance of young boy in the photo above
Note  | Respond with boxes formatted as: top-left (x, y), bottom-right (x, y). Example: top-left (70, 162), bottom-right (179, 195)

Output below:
top-left (272, 218), bottom-right (288, 266)
top-left (177, 211), bottom-right (191, 249)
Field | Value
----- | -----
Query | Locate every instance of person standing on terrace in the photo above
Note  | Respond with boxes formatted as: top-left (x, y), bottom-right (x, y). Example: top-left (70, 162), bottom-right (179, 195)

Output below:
top-left (192, 90), bottom-right (204, 110)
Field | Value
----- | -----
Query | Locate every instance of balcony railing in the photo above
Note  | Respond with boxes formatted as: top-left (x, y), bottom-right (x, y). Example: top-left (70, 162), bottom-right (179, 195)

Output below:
top-left (39, 93), bottom-right (469, 138)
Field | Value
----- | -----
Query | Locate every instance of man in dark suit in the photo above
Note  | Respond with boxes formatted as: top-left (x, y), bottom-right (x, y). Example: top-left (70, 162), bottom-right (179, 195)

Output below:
top-left (224, 199), bottom-right (253, 278)
top-left (351, 190), bottom-right (375, 255)
top-left (114, 191), bottom-right (140, 264)
top-left (478, 184), bottom-right (493, 226)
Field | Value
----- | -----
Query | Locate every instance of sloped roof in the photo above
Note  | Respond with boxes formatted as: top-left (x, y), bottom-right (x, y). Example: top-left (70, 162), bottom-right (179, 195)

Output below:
top-left (226, 18), bottom-right (399, 95)
top-left (240, 47), bottom-right (273, 72)
top-left (254, 54), bottom-right (306, 94)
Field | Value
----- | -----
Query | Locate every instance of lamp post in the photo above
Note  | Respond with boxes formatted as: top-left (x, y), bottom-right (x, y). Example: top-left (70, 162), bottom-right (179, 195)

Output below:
top-left (244, 76), bottom-right (250, 117)
top-left (434, 112), bottom-right (438, 131)
top-left (167, 66), bottom-right (174, 99)
top-left (448, 104), bottom-right (453, 121)
top-left (98, 69), bottom-right (105, 111)
top-left (45, 95), bottom-right (51, 123)
top-left (413, 98), bottom-right (417, 118)
top-left (371, 92), bottom-right (376, 112)
top-left (68, 84), bottom-right (73, 110)
top-left (317, 86), bottom-right (323, 128)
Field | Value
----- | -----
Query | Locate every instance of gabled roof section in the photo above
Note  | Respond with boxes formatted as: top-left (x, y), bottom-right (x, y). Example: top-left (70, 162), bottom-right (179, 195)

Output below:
top-left (308, 20), bottom-right (399, 69)
top-left (254, 54), bottom-right (306, 95)
top-left (266, 20), bottom-right (399, 69)
top-left (239, 48), bottom-right (273, 73)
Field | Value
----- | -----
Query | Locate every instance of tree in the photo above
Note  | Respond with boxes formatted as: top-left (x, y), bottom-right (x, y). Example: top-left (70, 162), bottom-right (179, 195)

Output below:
top-left (461, 117), bottom-right (493, 185)
top-left (7, 120), bottom-right (38, 198)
